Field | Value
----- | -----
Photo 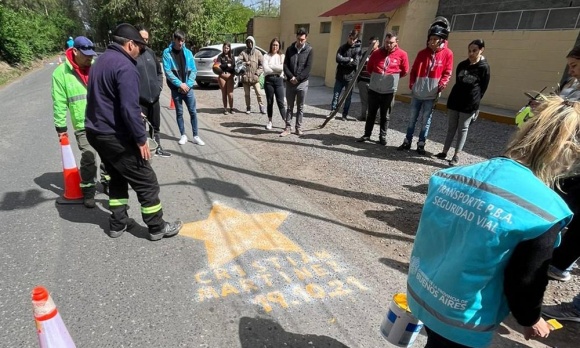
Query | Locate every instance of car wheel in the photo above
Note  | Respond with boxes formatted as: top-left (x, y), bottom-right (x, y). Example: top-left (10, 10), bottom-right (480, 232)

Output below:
top-left (196, 80), bottom-right (210, 88)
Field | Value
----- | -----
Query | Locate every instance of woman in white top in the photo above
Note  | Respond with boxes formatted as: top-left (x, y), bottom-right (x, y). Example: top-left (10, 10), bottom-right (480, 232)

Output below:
top-left (263, 38), bottom-right (286, 130)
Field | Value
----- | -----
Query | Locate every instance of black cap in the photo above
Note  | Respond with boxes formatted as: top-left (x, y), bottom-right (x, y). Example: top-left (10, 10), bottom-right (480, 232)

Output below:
top-left (112, 23), bottom-right (147, 45)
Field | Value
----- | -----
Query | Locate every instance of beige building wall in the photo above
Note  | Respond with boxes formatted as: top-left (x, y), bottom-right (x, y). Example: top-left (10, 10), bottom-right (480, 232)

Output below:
top-left (251, 17), bottom-right (281, 51)
top-left (442, 30), bottom-right (579, 110)
top-left (280, 0), bottom-right (344, 77)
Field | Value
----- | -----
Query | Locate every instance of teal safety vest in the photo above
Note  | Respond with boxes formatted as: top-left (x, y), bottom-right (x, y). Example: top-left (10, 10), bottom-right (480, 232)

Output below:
top-left (407, 158), bottom-right (572, 347)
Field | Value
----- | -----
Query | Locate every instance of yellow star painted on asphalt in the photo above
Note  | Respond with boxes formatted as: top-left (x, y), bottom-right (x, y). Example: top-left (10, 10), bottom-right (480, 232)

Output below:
top-left (180, 203), bottom-right (303, 268)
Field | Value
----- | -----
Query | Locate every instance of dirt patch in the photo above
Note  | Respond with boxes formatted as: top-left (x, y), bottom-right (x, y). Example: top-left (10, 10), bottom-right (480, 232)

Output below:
top-left (194, 85), bottom-right (578, 348)
top-left (0, 56), bottom-right (53, 87)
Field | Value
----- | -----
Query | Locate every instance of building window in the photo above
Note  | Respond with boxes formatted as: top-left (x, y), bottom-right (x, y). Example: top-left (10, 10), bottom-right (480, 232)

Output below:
top-left (294, 24), bottom-right (310, 35)
top-left (472, 13), bottom-right (496, 31)
top-left (518, 10), bottom-right (549, 30)
top-left (453, 14), bottom-right (475, 31)
top-left (451, 7), bottom-right (580, 31)
top-left (320, 22), bottom-right (331, 34)
top-left (494, 11), bottom-right (520, 30)
top-left (546, 8), bottom-right (580, 29)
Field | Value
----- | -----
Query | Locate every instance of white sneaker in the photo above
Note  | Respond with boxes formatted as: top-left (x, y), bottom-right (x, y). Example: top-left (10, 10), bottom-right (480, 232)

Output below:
top-left (192, 136), bottom-right (205, 146)
top-left (266, 121), bottom-right (272, 130)
top-left (178, 134), bottom-right (188, 145)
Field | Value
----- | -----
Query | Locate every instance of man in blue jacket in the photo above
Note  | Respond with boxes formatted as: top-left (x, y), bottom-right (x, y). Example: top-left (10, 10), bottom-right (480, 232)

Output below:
top-left (85, 23), bottom-right (182, 241)
top-left (162, 30), bottom-right (204, 146)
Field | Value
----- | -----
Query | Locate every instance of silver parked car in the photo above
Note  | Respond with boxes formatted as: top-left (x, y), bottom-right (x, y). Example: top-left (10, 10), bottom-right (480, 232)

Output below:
top-left (194, 43), bottom-right (267, 88)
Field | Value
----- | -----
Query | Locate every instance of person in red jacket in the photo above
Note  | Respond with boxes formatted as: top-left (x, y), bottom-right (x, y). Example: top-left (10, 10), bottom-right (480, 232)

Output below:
top-left (398, 22), bottom-right (453, 155)
top-left (356, 32), bottom-right (408, 145)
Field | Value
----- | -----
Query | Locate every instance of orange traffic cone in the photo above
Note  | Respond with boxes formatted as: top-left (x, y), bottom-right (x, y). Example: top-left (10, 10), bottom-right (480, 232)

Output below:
top-left (56, 134), bottom-right (83, 204)
top-left (32, 286), bottom-right (76, 348)
top-left (169, 98), bottom-right (175, 110)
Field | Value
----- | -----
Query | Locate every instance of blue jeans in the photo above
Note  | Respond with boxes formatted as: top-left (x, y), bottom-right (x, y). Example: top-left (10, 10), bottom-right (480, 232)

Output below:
top-left (405, 98), bottom-right (435, 144)
top-left (171, 88), bottom-right (198, 137)
top-left (331, 79), bottom-right (353, 116)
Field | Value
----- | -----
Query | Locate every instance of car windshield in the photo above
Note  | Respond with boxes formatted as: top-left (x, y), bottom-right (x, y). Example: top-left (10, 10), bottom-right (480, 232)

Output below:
top-left (195, 49), bottom-right (220, 58)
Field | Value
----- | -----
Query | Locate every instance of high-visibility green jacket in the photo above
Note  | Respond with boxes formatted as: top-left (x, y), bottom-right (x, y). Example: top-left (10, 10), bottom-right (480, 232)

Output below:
top-left (51, 58), bottom-right (88, 133)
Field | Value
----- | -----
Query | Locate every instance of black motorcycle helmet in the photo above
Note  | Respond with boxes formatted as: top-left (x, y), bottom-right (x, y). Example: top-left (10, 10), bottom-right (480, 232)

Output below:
top-left (428, 25), bottom-right (450, 40)
top-left (428, 16), bottom-right (450, 40)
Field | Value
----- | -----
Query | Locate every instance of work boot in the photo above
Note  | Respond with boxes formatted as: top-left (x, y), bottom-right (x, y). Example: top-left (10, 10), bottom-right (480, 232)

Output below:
top-left (417, 142), bottom-right (426, 155)
top-left (378, 131), bottom-right (387, 146)
top-left (397, 140), bottom-right (411, 151)
top-left (108, 218), bottom-right (136, 238)
top-left (82, 187), bottom-right (96, 208)
top-left (149, 220), bottom-right (183, 241)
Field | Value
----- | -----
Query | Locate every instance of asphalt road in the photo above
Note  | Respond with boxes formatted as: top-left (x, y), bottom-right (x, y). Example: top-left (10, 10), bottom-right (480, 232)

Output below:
top-left (0, 62), bottom-right (416, 347)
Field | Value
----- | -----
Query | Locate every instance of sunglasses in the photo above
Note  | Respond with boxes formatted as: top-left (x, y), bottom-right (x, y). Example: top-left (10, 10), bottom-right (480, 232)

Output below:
top-left (76, 46), bottom-right (94, 50)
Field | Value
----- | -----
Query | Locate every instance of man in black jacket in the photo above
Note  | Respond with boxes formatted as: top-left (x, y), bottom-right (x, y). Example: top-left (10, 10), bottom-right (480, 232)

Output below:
top-left (281, 27), bottom-right (313, 137)
top-left (136, 26), bottom-right (171, 157)
top-left (85, 23), bottom-right (182, 241)
top-left (330, 30), bottom-right (361, 121)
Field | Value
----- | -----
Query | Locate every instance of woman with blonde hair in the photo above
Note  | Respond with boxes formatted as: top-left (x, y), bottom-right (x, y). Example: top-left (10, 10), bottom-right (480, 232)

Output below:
top-left (215, 42), bottom-right (235, 114)
top-left (407, 97), bottom-right (578, 347)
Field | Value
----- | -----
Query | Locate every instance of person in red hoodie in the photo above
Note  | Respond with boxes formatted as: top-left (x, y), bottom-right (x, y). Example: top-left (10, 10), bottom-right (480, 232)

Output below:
top-left (398, 20), bottom-right (453, 155)
top-left (356, 32), bottom-right (408, 145)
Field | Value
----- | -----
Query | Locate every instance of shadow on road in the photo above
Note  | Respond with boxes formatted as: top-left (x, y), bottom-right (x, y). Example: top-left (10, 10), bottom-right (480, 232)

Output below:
top-left (239, 316), bottom-right (349, 348)
top-left (378, 257), bottom-right (409, 275)
top-left (31, 172), bottom-right (150, 239)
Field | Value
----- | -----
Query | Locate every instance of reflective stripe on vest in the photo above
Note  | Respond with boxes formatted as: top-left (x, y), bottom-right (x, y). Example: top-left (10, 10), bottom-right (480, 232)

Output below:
top-left (407, 283), bottom-right (497, 332)
top-left (434, 172), bottom-right (556, 221)
top-left (67, 94), bottom-right (86, 103)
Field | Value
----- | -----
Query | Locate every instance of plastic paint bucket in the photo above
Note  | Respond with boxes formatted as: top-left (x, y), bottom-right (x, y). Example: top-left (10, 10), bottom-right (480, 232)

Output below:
top-left (380, 293), bottom-right (423, 347)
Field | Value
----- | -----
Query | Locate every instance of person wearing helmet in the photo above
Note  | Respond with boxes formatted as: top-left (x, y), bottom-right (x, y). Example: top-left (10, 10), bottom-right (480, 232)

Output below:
top-left (66, 36), bottom-right (74, 49)
top-left (398, 20), bottom-right (453, 155)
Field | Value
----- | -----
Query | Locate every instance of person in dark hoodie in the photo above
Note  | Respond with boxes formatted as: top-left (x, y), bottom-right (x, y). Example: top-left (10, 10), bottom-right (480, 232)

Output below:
top-left (136, 26), bottom-right (171, 158)
top-left (85, 23), bottom-right (182, 241)
top-left (435, 39), bottom-right (490, 166)
top-left (330, 30), bottom-right (361, 121)
top-left (280, 27), bottom-right (313, 137)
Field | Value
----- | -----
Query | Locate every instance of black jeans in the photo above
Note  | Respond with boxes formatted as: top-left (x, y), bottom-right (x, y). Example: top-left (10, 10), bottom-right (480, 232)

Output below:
top-left (364, 90), bottom-right (394, 139)
top-left (425, 327), bottom-right (472, 348)
top-left (87, 131), bottom-right (165, 233)
top-left (140, 99), bottom-right (161, 145)
top-left (264, 75), bottom-right (285, 121)
top-left (551, 176), bottom-right (580, 270)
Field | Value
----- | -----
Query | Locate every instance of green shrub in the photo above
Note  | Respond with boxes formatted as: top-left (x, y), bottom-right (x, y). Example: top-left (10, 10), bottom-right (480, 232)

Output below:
top-left (0, 5), bottom-right (80, 65)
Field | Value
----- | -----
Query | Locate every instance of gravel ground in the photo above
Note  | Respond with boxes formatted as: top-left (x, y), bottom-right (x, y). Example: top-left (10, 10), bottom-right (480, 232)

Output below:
top-left (191, 84), bottom-right (579, 347)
